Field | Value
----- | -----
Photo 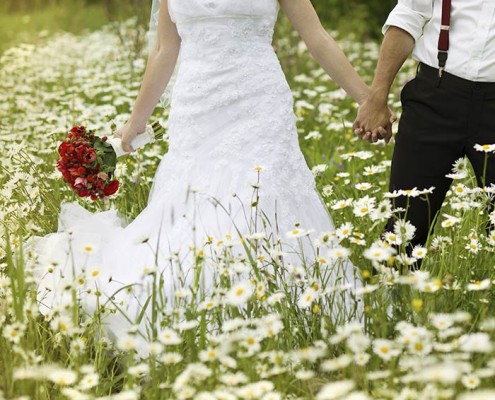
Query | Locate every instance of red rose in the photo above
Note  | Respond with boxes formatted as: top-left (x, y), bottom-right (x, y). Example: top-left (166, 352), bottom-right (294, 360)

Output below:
top-left (76, 166), bottom-right (86, 176)
top-left (83, 148), bottom-right (97, 163)
top-left (95, 178), bottom-right (105, 189)
top-left (70, 126), bottom-right (86, 137)
top-left (103, 180), bottom-right (119, 196)
top-left (75, 144), bottom-right (88, 161)
top-left (58, 142), bottom-right (73, 157)
top-left (77, 188), bottom-right (90, 197)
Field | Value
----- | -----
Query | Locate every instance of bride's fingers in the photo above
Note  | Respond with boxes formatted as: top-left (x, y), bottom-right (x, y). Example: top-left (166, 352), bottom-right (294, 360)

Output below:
top-left (377, 126), bottom-right (388, 138)
top-left (370, 127), bottom-right (388, 143)
top-left (377, 125), bottom-right (393, 144)
top-left (121, 140), bottom-right (134, 153)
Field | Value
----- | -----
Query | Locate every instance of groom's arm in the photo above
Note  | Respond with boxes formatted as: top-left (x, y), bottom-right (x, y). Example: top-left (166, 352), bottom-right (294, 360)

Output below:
top-left (354, 0), bottom-right (433, 142)
top-left (354, 27), bottom-right (415, 142)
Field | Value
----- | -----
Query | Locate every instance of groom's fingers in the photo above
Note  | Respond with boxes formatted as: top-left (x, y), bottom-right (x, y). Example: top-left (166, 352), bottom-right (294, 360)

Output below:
top-left (354, 127), bottom-right (364, 135)
top-left (353, 121), bottom-right (365, 137)
top-left (363, 131), bottom-right (372, 141)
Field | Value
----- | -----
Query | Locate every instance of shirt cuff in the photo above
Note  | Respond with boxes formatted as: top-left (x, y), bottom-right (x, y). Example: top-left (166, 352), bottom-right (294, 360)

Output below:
top-left (382, 4), bottom-right (426, 41)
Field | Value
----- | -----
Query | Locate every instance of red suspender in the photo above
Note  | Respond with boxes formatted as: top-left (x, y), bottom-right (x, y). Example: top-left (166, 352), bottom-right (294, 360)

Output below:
top-left (437, 0), bottom-right (452, 77)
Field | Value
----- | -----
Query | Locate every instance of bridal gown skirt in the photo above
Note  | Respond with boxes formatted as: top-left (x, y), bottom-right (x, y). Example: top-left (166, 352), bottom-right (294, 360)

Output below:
top-left (29, 0), bottom-right (363, 354)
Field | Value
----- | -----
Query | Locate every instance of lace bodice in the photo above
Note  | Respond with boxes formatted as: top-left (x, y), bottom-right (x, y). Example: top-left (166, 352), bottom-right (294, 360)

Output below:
top-left (149, 0), bottom-right (319, 209)
top-left (168, 0), bottom-right (279, 52)
top-left (168, 0), bottom-right (279, 24)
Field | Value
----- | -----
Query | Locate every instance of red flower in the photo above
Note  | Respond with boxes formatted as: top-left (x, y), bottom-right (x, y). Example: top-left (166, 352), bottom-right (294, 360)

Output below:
top-left (103, 180), bottom-right (119, 196)
top-left (58, 142), bottom-right (74, 158)
top-left (70, 126), bottom-right (86, 138)
top-left (77, 188), bottom-right (91, 197)
top-left (75, 144), bottom-right (88, 161)
top-left (58, 125), bottom-right (121, 201)
top-left (83, 148), bottom-right (97, 163)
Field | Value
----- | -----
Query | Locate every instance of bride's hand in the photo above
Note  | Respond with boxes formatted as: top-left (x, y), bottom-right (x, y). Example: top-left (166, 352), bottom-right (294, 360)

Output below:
top-left (353, 99), bottom-right (396, 144)
top-left (114, 122), bottom-right (146, 153)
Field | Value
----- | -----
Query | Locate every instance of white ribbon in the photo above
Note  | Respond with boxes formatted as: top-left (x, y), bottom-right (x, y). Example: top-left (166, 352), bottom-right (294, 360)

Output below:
top-left (106, 125), bottom-right (155, 158)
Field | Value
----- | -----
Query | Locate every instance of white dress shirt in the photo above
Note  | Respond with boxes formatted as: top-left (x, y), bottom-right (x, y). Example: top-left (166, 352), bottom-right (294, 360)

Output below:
top-left (383, 0), bottom-right (495, 82)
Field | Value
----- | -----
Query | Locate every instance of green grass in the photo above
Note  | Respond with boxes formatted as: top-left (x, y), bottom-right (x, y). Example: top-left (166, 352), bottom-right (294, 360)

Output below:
top-left (0, 4), bottom-right (109, 55)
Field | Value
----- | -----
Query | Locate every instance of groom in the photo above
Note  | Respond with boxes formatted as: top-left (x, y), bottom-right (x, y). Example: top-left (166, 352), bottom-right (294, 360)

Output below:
top-left (354, 0), bottom-right (495, 252)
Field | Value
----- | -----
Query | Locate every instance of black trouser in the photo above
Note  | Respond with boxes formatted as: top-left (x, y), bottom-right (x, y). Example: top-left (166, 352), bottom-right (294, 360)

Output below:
top-left (385, 62), bottom-right (495, 249)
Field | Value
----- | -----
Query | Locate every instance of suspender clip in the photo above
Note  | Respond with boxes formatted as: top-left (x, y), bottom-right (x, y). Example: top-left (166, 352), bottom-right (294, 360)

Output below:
top-left (437, 51), bottom-right (448, 78)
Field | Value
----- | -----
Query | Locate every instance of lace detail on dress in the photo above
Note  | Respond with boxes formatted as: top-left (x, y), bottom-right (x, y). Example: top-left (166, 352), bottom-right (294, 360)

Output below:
top-left (150, 9), bottom-right (319, 226)
top-left (30, 0), bottom-right (362, 356)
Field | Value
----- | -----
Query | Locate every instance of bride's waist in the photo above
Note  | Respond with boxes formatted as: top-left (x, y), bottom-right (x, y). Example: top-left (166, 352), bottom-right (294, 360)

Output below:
top-left (180, 40), bottom-right (275, 62)
top-left (177, 18), bottom-right (275, 48)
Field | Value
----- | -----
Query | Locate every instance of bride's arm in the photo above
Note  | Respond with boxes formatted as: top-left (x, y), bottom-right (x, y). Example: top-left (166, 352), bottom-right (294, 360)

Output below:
top-left (118, 0), bottom-right (181, 152)
top-left (279, 0), bottom-right (369, 104)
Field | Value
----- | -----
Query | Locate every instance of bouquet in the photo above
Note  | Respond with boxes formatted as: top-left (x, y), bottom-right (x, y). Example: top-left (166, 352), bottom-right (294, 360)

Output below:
top-left (57, 122), bottom-right (163, 201)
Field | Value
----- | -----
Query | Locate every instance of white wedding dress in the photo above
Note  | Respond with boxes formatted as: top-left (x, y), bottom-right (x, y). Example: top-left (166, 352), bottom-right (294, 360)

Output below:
top-left (30, 0), bottom-right (362, 354)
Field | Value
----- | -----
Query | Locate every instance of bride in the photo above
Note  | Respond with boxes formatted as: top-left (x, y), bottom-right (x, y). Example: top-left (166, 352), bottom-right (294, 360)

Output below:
top-left (32, 0), bottom-right (390, 354)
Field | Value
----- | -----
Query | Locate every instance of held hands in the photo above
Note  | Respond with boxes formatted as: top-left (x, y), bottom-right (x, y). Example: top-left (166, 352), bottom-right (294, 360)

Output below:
top-left (353, 97), bottom-right (396, 144)
top-left (114, 121), bottom-right (147, 153)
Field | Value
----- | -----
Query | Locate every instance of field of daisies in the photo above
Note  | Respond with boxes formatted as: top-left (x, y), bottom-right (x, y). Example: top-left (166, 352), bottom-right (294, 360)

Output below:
top-left (1, 16), bottom-right (495, 400)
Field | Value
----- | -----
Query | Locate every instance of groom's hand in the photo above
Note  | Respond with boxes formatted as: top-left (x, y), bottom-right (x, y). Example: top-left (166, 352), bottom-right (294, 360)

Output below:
top-left (353, 98), bottom-right (396, 144)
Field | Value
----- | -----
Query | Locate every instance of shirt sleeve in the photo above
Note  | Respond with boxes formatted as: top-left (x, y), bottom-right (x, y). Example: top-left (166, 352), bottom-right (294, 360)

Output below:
top-left (382, 0), bottom-right (434, 41)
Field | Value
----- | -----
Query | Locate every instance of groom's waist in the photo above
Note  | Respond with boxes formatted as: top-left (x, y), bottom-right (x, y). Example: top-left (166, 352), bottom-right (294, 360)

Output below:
top-left (417, 63), bottom-right (495, 94)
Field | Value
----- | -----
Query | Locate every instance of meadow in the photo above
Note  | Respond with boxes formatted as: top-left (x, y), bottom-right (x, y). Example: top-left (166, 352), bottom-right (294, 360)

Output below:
top-left (1, 12), bottom-right (495, 400)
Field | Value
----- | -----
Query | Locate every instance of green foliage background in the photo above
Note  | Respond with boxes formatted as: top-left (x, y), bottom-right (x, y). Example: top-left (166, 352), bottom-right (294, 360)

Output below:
top-left (0, 0), bottom-right (396, 38)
